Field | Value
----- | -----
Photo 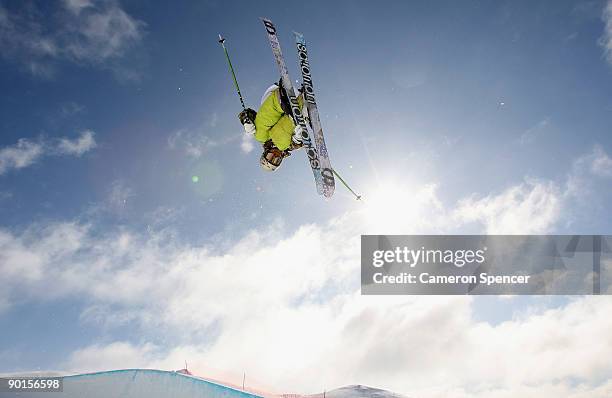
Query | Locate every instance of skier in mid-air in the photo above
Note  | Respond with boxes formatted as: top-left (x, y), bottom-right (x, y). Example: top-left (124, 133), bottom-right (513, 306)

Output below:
top-left (218, 21), bottom-right (360, 199)
top-left (238, 80), bottom-right (307, 171)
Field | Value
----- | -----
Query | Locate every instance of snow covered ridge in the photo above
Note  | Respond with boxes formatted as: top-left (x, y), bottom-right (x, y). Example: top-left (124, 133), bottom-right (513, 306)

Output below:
top-left (0, 369), bottom-right (408, 398)
top-left (280, 385), bottom-right (408, 398)
top-left (304, 385), bottom-right (408, 398)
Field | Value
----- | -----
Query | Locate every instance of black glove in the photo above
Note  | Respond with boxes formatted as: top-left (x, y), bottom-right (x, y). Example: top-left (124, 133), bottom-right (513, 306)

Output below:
top-left (238, 108), bottom-right (257, 125)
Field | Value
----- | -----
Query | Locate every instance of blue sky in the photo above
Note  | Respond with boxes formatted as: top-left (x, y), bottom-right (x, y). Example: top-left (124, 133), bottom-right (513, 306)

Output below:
top-left (1, 1), bottom-right (612, 397)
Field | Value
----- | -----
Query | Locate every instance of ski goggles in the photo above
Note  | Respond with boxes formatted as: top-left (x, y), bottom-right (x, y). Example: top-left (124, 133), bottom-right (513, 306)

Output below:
top-left (264, 148), bottom-right (283, 166)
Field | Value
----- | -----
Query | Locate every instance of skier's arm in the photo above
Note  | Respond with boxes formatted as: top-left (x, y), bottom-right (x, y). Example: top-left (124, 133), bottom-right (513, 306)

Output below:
top-left (254, 89), bottom-right (289, 147)
top-left (266, 115), bottom-right (294, 151)
top-left (254, 115), bottom-right (293, 151)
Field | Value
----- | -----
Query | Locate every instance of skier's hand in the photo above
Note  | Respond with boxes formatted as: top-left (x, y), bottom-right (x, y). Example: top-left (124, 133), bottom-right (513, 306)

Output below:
top-left (243, 122), bottom-right (256, 135)
top-left (238, 108), bottom-right (257, 125)
top-left (290, 127), bottom-right (304, 151)
top-left (293, 125), bottom-right (304, 141)
top-left (239, 108), bottom-right (257, 135)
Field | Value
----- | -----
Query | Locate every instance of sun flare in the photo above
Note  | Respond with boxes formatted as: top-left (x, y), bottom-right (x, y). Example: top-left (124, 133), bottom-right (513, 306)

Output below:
top-left (360, 181), bottom-right (442, 234)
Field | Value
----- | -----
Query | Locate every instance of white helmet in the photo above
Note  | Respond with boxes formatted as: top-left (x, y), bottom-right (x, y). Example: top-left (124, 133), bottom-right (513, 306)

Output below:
top-left (260, 144), bottom-right (284, 172)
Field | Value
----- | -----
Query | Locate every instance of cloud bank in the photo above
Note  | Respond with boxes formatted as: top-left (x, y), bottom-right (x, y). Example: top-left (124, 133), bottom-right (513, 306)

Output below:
top-left (56, 130), bottom-right (97, 156)
top-left (1, 147), bottom-right (612, 397)
top-left (0, 0), bottom-right (145, 77)
top-left (0, 131), bottom-right (97, 175)
top-left (0, 139), bottom-right (44, 175)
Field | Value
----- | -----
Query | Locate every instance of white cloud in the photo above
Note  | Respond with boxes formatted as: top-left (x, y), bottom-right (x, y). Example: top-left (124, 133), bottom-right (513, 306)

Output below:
top-left (454, 179), bottom-right (561, 234)
top-left (63, 1), bottom-right (144, 64)
top-left (451, 145), bottom-right (610, 235)
top-left (168, 127), bottom-right (240, 158)
top-left (168, 113), bottom-right (244, 157)
top-left (63, 0), bottom-right (94, 15)
top-left (0, 1), bottom-right (145, 77)
top-left (590, 145), bottom-right (612, 177)
top-left (600, 0), bottom-right (612, 65)
top-left (241, 133), bottom-right (255, 154)
top-left (1, 149), bottom-right (611, 396)
top-left (66, 342), bottom-right (158, 371)
top-left (0, 139), bottom-right (45, 175)
top-left (0, 131), bottom-right (97, 176)
top-left (56, 130), bottom-right (97, 156)
top-left (519, 117), bottom-right (550, 145)
top-left (566, 145), bottom-right (612, 199)
top-left (168, 129), bottom-right (210, 157)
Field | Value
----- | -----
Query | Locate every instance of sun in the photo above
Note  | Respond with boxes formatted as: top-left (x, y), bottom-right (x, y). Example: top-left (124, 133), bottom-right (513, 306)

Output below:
top-left (359, 180), bottom-right (441, 234)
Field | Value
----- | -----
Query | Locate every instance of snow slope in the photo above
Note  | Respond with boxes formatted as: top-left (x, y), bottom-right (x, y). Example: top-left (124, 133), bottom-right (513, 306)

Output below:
top-left (304, 385), bottom-right (408, 398)
top-left (2, 369), bottom-right (264, 398)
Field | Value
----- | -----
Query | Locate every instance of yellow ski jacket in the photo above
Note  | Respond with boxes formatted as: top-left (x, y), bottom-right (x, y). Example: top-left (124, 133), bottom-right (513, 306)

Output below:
top-left (254, 86), bottom-right (303, 151)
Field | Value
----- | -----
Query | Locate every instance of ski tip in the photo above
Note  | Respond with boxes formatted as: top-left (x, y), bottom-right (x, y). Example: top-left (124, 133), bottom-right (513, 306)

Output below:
top-left (218, 34), bottom-right (225, 44)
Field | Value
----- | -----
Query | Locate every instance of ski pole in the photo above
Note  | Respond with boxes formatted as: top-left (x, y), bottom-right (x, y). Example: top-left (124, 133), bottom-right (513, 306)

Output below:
top-left (218, 34), bottom-right (246, 109)
top-left (332, 169), bottom-right (361, 200)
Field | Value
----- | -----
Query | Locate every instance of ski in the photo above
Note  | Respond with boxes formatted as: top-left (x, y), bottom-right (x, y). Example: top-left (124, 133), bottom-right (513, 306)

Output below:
top-left (260, 18), bottom-right (326, 197)
top-left (294, 31), bottom-right (335, 197)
